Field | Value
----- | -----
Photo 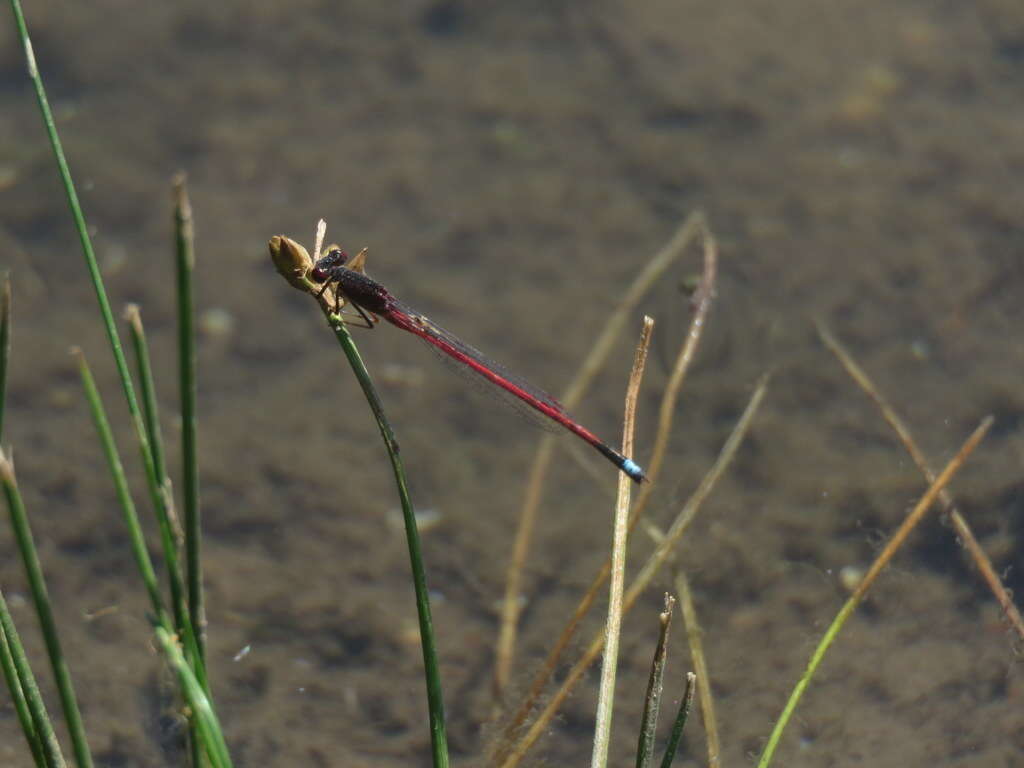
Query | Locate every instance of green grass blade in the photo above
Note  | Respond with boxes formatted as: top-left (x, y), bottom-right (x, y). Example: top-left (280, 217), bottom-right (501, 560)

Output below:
top-left (0, 275), bottom-right (10, 442)
top-left (328, 315), bottom-right (449, 768)
top-left (0, 278), bottom-right (38, 761)
top-left (636, 596), bottom-right (674, 768)
top-left (172, 175), bottom-right (204, 663)
top-left (0, 588), bottom-right (51, 767)
top-left (9, 5), bottom-right (215, 756)
top-left (269, 232), bottom-right (448, 767)
top-left (124, 305), bottom-right (168, 488)
top-left (6, 1), bottom-right (185, 642)
top-left (72, 349), bottom-right (210, 689)
top-left (154, 627), bottom-right (232, 768)
top-left (658, 672), bottom-right (696, 768)
top-left (73, 348), bottom-right (169, 627)
top-left (77, 346), bottom-right (212, 763)
top-left (7, 0), bottom-right (143, 451)
top-left (122, 306), bottom-right (185, 564)
top-left (0, 453), bottom-right (92, 768)
top-left (756, 416), bottom-right (991, 768)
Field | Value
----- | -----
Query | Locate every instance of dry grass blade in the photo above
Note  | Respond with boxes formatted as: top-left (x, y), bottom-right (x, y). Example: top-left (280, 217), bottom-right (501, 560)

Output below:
top-left (675, 572), bottom-right (720, 768)
top-left (632, 218), bottom-right (717, 512)
top-left (495, 211), bottom-right (710, 697)
top-left (497, 375), bottom-right (768, 768)
top-left (850, 415), bottom-right (992, 597)
top-left (757, 415), bottom-right (993, 767)
top-left (816, 322), bottom-right (1024, 643)
top-left (591, 317), bottom-right (653, 768)
top-left (495, 220), bottom-right (717, 751)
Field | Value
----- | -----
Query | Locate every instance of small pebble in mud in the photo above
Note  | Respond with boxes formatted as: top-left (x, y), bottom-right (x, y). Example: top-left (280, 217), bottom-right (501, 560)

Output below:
top-left (839, 564), bottom-right (865, 593)
top-left (0, 164), bottom-right (17, 190)
top-left (199, 307), bottom-right (235, 339)
top-left (909, 339), bottom-right (931, 361)
top-left (834, 64), bottom-right (902, 125)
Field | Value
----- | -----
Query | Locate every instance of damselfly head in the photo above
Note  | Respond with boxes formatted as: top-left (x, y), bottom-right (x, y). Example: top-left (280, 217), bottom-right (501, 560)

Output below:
top-left (311, 245), bottom-right (357, 283)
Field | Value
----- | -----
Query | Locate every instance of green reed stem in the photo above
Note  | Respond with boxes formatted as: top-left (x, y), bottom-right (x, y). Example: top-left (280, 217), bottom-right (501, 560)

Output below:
top-left (78, 345), bottom-right (212, 766)
top-left (172, 175), bottom-right (203, 664)
top-left (0, 455), bottom-right (92, 768)
top-left (74, 349), bottom-right (168, 627)
top-left (125, 306), bottom-right (168, 488)
top-left (73, 350), bottom-right (208, 688)
top-left (0, 277), bottom-right (53, 768)
top-left (327, 313), bottom-right (449, 768)
top-left (659, 672), bottom-right (696, 768)
top-left (636, 596), bottom-right (674, 768)
top-left (8, 0), bottom-right (143, 455)
top-left (0, 587), bottom-right (52, 767)
top-left (171, 175), bottom-right (204, 768)
top-left (756, 416), bottom-right (991, 767)
top-left (7, 0), bottom-right (183, 647)
top-left (154, 627), bottom-right (232, 768)
top-left (0, 275), bottom-right (9, 442)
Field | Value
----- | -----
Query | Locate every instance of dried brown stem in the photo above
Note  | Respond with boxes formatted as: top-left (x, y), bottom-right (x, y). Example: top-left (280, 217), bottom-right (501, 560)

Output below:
top-left (495, 211), bottom-right (710, 698)
top-left (591, 316), bottom-right (654, 768)
top-left (851, 415), bottom-right (993, 602)
top-left (495, 223), bottom-right (717, 753)
top-left (757, 415), bottom-right (993, 768)
top-left (675, 572), bottom-right (720, 768)
top-left (816, 322), bottom-right (1024, 643)
top-left (497, 375), bottom-right (768, 768)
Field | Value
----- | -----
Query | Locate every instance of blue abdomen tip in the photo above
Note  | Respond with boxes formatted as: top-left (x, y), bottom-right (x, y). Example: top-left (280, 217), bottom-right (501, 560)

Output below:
top-left (622, 459), bottom-right (645, 482)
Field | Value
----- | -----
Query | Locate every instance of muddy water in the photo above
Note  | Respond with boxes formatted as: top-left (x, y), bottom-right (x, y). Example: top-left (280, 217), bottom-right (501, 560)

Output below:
top-left (0, 2), bottom-right (1021, 766)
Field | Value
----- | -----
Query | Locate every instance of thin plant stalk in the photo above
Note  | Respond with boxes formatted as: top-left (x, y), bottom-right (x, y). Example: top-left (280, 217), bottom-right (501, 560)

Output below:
top-left (7, 0), bottom-right (148, 472)
top-left (173, 174), bottom-right (204, 661)
top-left (325, 314), bottom-right (448, 766)
top-left (0, 452), bottom-right (92, 768)
top-left (498, 224), bottom-right (717, 751)
top-left (171, 180), bottom-right (204, 768)
top-left (496, 212), bottom-right (708, 695)
top-left (76, 345), bottom-right (212, 766)
top-left (269, 228), bottom-right (448, 768)
top-left (124, 305), bottom-right (168, 486)
top-left (154, 628), bottom-right (232, 768)
top-left (7, 0), bottom-right (138, 431)
top-left (629, 224), bottom-right (716, 518)
top-left (73, 349), bottom-right (171, 637)
top-left (659, 672), bottom-right (696, 768)
top-left (0, 588), bottom-right (51, 767)
top-left (756, 415), bottom-right (993, 768)
top-left (636, 594), bottom-right (675, 768)
top-left (816, 322), bottom-right (1024, 642)
top-left (124, 306), bottom-right (183, 545)
top-left (0, 275), bottom-right (53, 768)
top-left (0, 275), bottom-right (10, 441)
top-left (10, 8), bottom-right (215, 759)
top-left (674, 572), bottom-right (719, 768)
top-left (7, 0), bottom-right (184, 658)
top-left (499, 375), bottom-right (767, 768)
top-left (591, 317), bottom-right (653, 768)
top-left (622, 375), bottom-right (768, 618)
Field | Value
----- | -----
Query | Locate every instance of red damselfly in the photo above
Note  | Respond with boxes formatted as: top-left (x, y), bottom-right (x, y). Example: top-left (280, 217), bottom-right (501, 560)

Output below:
top-left (308, 246), bottom-right (646, 484)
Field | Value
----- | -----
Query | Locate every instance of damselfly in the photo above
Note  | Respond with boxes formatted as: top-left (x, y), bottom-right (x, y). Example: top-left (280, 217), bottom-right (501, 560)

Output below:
top-left (305, 245), bottom-right (646, 484)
